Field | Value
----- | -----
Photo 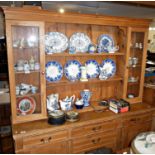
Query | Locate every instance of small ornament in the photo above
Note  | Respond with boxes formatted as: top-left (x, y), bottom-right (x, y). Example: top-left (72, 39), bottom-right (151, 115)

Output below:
top-left (88, 44), bottom-right (97, 53)
top-left (80, 66), bottom-right (88, 82)
top-left (29, 56), bottom-right (35, 71)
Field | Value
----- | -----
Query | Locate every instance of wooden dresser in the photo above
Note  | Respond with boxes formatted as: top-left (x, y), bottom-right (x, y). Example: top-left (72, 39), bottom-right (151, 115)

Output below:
top-left (2, 6), bottom-right (153, 153)
top-left (12, 103), bottom-right (155, 153)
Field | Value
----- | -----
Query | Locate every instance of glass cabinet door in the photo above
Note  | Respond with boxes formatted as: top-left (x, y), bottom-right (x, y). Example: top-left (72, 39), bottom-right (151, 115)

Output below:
top-left (124, 27), bottom-right (148, 103)
top-left (6, 21), bottom-right (46, 123)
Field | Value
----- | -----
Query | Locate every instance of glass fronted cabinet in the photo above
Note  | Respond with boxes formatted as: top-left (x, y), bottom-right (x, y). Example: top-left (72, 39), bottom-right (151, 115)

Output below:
top-left (123, 27), bottom-right (148, 103)
top-left (6, 21), bottom-right (46, 124)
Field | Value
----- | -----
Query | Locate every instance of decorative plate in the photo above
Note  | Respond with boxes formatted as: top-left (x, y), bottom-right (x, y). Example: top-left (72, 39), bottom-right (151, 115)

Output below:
top-left (98, 34), bottom-right (114, 52)
top-left (46, 61), bottom-right (63, 82)
top-left (45, 32), bottom-right (68, 54)
top-left (85, 60), bottom-right (99, 78)
top-left (69, 33), bottom-right (91, 53)
top-left (17, 97), bottom-right (36, 115)
top-left (100, 58), bottom-right (116, 78)
top-left (64, 60), bottom-right (81, 81)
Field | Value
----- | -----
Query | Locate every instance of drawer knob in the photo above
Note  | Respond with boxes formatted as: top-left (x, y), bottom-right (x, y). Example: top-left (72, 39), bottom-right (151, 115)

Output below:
top-left (92, 126), bottom-right (102, 131)
top-left (92, 139), bottom-right (97, 144)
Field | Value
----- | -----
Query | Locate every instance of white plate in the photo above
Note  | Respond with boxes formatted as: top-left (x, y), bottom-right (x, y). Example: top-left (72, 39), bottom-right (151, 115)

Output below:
top-left (85, 60), bottom-right (99, 78)
top-left (70, 33), bottom-right (91, 53)
top-left (64, 60), bottom-right (81, 81)
top-left (45, 32), bottom-right (68, 54)
top-left (46, 61), bottom-right (63, 82)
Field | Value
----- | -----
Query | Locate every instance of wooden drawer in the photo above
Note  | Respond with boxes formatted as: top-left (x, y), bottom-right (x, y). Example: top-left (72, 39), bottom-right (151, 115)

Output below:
top-left (72, 130), bottom-right (117, 153)
top-left (23, 130), bottom-right (68, 148)
top-left (123, 113), bottom-right (152, 126)
top-left (20, 141), bottom-right (69, 154)
top-left (71, 119), bottom-right (119, 137)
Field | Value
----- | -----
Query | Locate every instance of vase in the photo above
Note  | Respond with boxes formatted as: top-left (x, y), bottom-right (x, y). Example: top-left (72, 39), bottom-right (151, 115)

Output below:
top-left (81, 89), bottom-right (92, 107)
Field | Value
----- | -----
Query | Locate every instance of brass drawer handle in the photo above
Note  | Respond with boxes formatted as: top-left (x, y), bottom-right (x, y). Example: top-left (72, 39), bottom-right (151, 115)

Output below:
top-left (97, 138), bottom-right (101, 142)
top-left (48, 137), bottom-right (52, 141)
top-left (92, 139), bottom-right (97, 144)
top-left (92, 126), bottom-right (102, 131)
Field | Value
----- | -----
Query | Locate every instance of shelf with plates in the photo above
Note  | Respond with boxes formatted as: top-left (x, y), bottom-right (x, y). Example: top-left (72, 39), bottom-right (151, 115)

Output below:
top-left (46, 75), bottom-right (123, 88)
top-left (15, 70), bottom-right (40, 74)
top-left (45, 52), bottom-right (125, 57)
top-left (16, 92), bottom-right (40, 98)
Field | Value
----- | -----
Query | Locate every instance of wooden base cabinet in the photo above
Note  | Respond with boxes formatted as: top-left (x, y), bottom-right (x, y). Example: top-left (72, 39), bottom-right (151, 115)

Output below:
top-left (122, 112), bottom-right (152, 148)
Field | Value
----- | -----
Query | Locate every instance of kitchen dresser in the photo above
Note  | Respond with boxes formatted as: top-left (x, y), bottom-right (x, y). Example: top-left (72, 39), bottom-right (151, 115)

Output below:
top-left (3, 6), bottom-right (154, 153)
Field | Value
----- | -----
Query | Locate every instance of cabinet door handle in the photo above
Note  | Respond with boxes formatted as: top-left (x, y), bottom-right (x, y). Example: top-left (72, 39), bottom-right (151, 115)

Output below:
top-left (130, 118), bottom-right (136, 122)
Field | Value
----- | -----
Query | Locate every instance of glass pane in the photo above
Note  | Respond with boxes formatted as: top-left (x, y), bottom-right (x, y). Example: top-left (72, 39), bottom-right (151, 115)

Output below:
top-left (127, 31), bottom-right (144, 98)
top-left (11, 25), bottom-right (41, 116)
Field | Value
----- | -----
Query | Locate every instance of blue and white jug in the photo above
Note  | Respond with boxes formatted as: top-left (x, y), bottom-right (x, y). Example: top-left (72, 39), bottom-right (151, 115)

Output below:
top-left (81, 89), bottom-right (92, 107)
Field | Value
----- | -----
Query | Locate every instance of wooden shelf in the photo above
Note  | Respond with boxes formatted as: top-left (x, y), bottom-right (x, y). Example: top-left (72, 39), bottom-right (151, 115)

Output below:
top-left (46, 52), bottom-right (125, 57)
top-left (127, 65), bottom-right (141, 68)
top-left (46, 76), bottom-right (123, 87)
top-left (16, 92), bottom-right (40, 98)
top-left (128, 81), bottom-right (139, 86)
top-left (15, 70), bottom-right (40, 74)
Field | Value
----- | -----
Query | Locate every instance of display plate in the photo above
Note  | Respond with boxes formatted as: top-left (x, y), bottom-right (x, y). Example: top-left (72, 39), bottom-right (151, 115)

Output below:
top-left (98, 34), bottom-right (114, 52)
top-left (100, 58), bottom-right (116, 78)
top-left (46, 61), bottom-right (63, 82)
top-left (17, 97), bottom-right (36, 115)
top-left (64, 60), bottom-right (81, 81)
top-left (85, 60), bottom-right (99, 78)
top-left (70, 33), bottom-right (91, 53)
top-left (45, 32), bottom-right (68, 54)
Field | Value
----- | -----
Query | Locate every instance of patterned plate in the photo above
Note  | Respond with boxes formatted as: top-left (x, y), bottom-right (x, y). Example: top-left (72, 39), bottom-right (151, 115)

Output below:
top-left (98, 34), bottom-right (114, 53)
top-left (100, 59), bottom-right (116, 78)
top-left (85, 60), bottom-right (99, 78)
top-left (17, 97), bottom-right (36, 115)
top-left (64, 60), bottom-right (81, 81)
top-left (70, 33), bottom-right (91, 53)
top-left (46, 61), bottom-right (63, 82)
top-left (45, 32), bottom-right (68, 54)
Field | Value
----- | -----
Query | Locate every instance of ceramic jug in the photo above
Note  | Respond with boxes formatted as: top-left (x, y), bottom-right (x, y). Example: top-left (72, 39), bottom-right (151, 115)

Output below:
top-left (81, 89), bottom-right (92, 107)
top-left (59, 95), bottom-right (75, 111)
top-left (47, 94), bottom-right (59, 112)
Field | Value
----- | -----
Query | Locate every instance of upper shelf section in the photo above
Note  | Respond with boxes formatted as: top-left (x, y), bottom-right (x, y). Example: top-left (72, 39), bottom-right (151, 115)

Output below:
top-left (46, 53), bottom-right (125, 57)
top-left (2, 6), bottom-right (151, 27)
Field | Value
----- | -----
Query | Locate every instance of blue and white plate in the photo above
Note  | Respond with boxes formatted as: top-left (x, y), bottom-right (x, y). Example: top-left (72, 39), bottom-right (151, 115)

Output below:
top-left (85, 60), bottom-right (99, 78)
top-left (64, 60), bottom-right (81, 81)
top-left (98, 34), bottom-right (114, 53)
top-left (100, 59), bottom-right (116, 78)
top-left (45, 32), bottom-right (68, 54)
top-left (46, 61), bottom-right (63, 82)
top-left (70, 33), bottom-right (91, 53)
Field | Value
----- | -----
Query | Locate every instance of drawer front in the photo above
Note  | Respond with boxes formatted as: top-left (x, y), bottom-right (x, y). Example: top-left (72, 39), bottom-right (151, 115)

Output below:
top-left (71, 119), bottom-right (119, 137)
top-left (23, 130), bottom-right (68, 148)
top-left (19, 141), bottom-right (69, 154)
top-left (72, 130), bottom-right (117, 153)
top-left (123, 113), bottom-right (152, 126)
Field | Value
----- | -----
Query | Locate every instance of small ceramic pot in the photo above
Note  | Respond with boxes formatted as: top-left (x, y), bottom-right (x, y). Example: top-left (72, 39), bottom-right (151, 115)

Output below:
top-left (88, 44), bottom-right (97, 53)
top-left (66, 111), bottom-right (79, 120)
top-left (48, 110), bottom-right (65, 125)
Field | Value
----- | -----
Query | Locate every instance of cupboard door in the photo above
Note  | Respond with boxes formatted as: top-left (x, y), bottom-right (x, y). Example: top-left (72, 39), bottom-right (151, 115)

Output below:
top-left (123, 27), bottom-right (148, 103)
top-left (6, 20), bottom-right (46, 124)
top-left (122, 121), bottom-right (151, 148)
